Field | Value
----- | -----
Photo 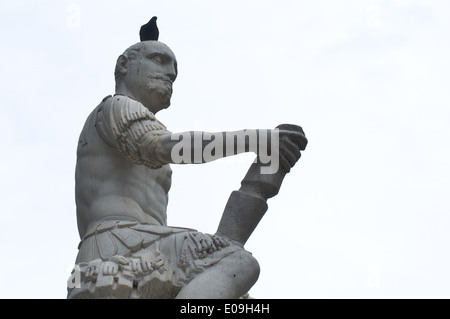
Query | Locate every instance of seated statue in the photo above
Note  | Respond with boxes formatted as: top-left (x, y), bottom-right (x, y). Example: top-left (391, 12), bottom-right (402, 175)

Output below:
top-left (67, 17), bottom-right (307, 299)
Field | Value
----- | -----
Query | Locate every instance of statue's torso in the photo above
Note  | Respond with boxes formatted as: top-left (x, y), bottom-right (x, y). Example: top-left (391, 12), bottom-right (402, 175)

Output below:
top-left (75, 97), bottom-right (172, 238)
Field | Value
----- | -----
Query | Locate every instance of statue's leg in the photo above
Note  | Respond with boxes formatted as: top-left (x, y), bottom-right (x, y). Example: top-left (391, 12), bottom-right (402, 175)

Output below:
top-left (175, 159), bottom-right (292, 299)
top-left (175, 250), bottom-right (260, 299)
top-left (215, 161), bottom-right (289, 246)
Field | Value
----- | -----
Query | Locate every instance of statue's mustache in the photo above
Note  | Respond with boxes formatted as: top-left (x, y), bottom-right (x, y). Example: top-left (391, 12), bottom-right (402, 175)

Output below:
top-left (146, 72), bottom-right (173, 84)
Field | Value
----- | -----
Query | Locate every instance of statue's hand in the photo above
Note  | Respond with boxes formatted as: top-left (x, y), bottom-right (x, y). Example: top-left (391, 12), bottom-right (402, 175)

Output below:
top-left (276, 124), bottom-right (308, 172)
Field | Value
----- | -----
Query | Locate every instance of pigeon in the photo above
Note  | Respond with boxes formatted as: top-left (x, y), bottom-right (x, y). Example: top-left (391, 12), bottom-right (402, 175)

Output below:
top-left (140, 16), bottom-right (159, 41)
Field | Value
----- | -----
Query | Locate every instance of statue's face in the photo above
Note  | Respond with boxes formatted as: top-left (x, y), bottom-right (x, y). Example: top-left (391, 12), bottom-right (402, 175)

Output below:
top-left (125, 41), bottom-right (178, 113)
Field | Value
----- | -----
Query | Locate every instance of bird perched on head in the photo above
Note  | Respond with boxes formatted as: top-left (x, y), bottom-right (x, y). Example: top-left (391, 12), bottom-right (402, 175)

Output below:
top-left (140, 16), bottom-right (159, 41)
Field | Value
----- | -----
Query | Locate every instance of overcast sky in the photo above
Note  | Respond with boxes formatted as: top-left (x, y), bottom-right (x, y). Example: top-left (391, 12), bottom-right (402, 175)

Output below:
top-left (1, 0), bottom-right (450, 298)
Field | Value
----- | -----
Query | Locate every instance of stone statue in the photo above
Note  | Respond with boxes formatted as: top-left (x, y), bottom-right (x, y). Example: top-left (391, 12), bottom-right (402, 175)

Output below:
top-left (67, 17), bottom-right (307, 299)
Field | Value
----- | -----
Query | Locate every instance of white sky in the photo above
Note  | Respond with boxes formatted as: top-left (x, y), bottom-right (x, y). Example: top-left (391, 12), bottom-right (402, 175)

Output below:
top-left (1, 0), bottom-right (450, 299)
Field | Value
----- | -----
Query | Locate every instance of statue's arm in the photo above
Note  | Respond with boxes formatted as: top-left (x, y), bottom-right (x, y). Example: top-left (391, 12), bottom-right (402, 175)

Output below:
top-left (152, 130), bottom-right (257, 164)
top-left (152, 127), bottom-right (307, 166)
top-left (96, 96), bottom-right (307, 168)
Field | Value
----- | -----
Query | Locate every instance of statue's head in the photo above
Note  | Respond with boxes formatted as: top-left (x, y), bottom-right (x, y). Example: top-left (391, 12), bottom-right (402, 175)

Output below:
top-left (114, 41), bottom-right (178, 114)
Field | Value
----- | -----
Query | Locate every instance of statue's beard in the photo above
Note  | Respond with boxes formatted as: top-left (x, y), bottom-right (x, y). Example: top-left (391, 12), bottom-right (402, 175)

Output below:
top-left (129, 72), bottom-right (173, 113)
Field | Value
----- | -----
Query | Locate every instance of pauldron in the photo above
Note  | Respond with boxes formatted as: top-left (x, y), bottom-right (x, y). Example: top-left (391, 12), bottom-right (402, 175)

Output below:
top-left (96, 95), bottom-right (170, 168)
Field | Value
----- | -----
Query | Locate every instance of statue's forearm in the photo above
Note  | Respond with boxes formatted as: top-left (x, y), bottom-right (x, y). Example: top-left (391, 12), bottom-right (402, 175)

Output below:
top-left (154, 129), bottom-right (271, 164)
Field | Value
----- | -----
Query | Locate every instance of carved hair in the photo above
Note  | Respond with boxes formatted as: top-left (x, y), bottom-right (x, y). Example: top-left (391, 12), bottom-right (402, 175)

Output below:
top-left (114, 42), bottom-right (145, 89)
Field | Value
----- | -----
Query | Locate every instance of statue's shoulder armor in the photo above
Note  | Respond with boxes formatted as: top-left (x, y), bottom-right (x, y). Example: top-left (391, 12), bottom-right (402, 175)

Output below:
top-left (110, 95), bottom-right (158, 129)
top-left (95, 95), bottom-right (169, 168)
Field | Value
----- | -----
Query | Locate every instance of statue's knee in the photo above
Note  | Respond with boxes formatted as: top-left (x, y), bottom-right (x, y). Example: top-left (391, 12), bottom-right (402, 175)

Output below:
top-left (247, 252), bottom-right (260, 281)
top-left (233, 250), bottom-right (260, 285)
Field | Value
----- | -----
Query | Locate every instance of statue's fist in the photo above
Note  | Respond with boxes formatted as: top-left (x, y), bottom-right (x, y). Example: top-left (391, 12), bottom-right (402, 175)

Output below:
top-left (275, 124), bottom-right (308, 172)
